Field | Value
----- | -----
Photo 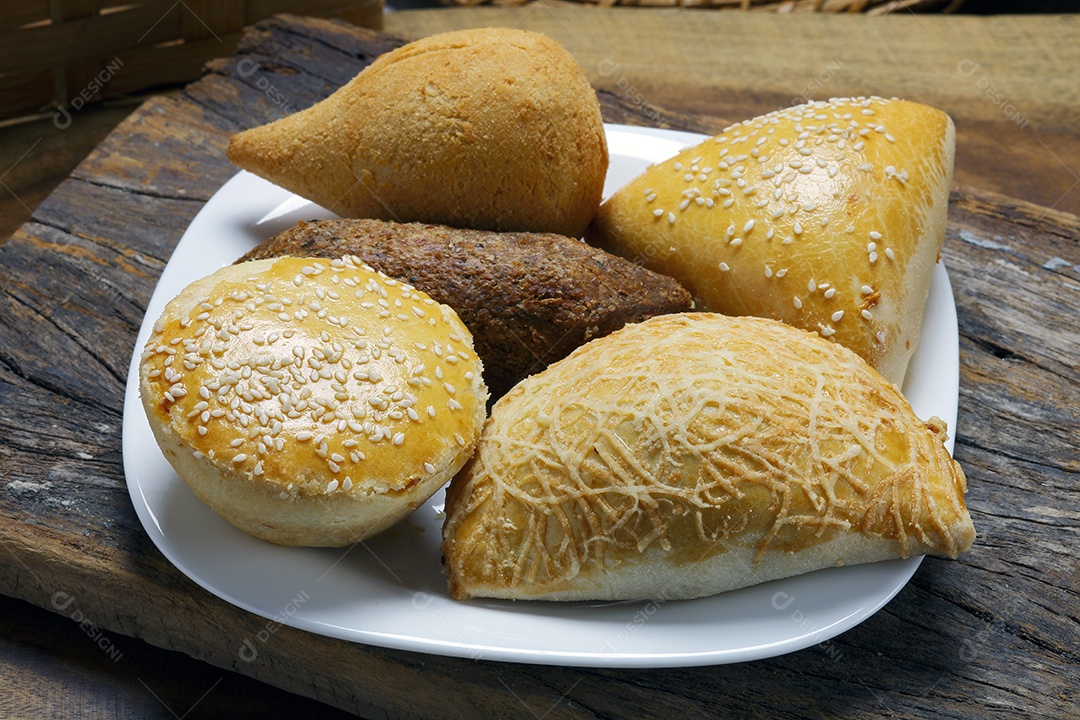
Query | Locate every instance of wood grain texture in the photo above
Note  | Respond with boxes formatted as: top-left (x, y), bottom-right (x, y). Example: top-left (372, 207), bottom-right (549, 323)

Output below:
top-left (0, 14), bottom-right (1077, 719)
top-left (0, 593), bottom-right (357, 719)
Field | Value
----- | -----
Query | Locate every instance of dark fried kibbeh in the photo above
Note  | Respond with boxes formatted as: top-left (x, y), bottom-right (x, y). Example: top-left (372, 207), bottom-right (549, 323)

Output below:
top-left (239, 219), bottom-right (692, 398)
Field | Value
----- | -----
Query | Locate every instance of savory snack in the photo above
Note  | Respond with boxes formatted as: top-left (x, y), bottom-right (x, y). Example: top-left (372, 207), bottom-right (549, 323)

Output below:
top-left (587, 97), bottom-right (955, 386)
top-left (228, 27), bottom-right (608, 238)
top-left (140, 256), bottom-right (487, 546)
top-left (442, 313), bottom-right (974, 602)
top-left (239, 218), bottom-right (693, 399)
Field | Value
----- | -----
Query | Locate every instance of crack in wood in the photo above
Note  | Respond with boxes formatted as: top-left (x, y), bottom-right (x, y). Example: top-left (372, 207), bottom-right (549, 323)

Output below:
top-left (0, 288), bottom-right (127, 396)
top-left (66, 175), bottom-right (210, 205)
top-left (955, 435), bottom-right (1077, 476)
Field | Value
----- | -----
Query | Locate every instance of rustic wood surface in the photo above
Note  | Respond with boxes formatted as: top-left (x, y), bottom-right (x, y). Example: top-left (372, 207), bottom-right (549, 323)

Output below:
top-left (1, 13), bottom-right (1078, 720)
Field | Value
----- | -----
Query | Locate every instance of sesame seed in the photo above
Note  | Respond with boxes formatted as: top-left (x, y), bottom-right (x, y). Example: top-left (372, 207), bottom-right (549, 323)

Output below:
top-left (862, 309), bottom-right (874, 320)
top-left (794, 297), bottom-right (803, 309)
top-left (831, 310), bottom-right (845, 322)
top-left (743, 219), bottom-right (755, 233)
top-left (232, 453), bottom-right (247, 463)
top-left (824, 288), bottom-right (836, 299)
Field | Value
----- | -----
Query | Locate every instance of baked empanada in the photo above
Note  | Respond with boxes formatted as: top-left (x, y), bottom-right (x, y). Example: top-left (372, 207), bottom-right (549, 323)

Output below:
top-left (442, 313), bottom-right (974, 601)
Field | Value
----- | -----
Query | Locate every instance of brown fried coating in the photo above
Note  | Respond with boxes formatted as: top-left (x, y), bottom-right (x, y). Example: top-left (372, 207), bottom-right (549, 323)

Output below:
top-left (239, 219), bottom-right (692, 399)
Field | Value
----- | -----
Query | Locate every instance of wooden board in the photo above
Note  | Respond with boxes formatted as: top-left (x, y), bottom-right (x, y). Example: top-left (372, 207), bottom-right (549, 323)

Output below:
top-left (1, 14), bottom-right (1077, 719)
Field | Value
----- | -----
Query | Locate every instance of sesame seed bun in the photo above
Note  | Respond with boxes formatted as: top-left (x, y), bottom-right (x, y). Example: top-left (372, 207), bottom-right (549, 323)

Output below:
top-left (139, 256), bottom-right (488, 546)
top-left (227, 27), bottom-right (608, 239)
top-left (588, 97), bottom-right (954, 386)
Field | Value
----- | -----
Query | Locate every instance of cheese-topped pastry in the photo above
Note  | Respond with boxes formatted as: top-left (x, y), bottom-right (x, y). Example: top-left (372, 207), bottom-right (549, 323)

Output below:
top-left (588, 97), bottom-right (955, 386)
top-left (442, 313), bottom-right (974, 601)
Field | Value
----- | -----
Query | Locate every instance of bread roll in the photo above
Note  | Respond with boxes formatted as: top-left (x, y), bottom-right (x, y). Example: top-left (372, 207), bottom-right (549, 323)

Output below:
top-left (442, 313), bottom-right (974, 601)
top-left (140, 256), bottom-right (487, 546)
top-left (238, 218), bottom-right (693, 399)
top-left (588, 97), bottom-right (954, 385)
top-left (227, 28), bottom-right (607, 238)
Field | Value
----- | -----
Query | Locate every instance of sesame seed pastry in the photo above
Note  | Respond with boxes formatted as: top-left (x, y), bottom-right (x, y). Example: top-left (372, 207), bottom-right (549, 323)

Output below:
top-left (442, 313), bottom-right (974, 602)
top-left (140, 256), bottom-right (488, 547)
top-left (587, 97), bottom-right (955, 386)
top-left (227, 27), bottom-right (608, 239)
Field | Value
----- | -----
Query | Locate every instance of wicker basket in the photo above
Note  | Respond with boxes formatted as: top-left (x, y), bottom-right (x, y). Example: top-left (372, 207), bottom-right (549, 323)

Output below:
top-left (0, 1), bottom-right (383, 122)
top-left (443, 0), bottom-right (961, 12)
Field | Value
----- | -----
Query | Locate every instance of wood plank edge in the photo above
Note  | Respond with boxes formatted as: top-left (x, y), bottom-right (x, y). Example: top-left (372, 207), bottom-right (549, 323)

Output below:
top-left (0, 522), bottom-right (592, 719)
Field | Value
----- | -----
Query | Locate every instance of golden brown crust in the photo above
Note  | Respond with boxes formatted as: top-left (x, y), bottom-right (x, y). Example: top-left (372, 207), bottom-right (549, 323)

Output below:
top-left (140, 256), bottom-right (487, 546)
top-left (227, 28), bottom-right (608, 238)
top-left (442, 313), bottom-right (974, 601)
top-left (239, 218), bottom-right (693, 398)
top-left (587, 97), bottom-right (955, 386)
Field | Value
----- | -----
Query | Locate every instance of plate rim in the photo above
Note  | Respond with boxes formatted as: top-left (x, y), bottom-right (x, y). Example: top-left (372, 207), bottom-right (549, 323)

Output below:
top-left (122, 123), bottom-right (955, 668)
